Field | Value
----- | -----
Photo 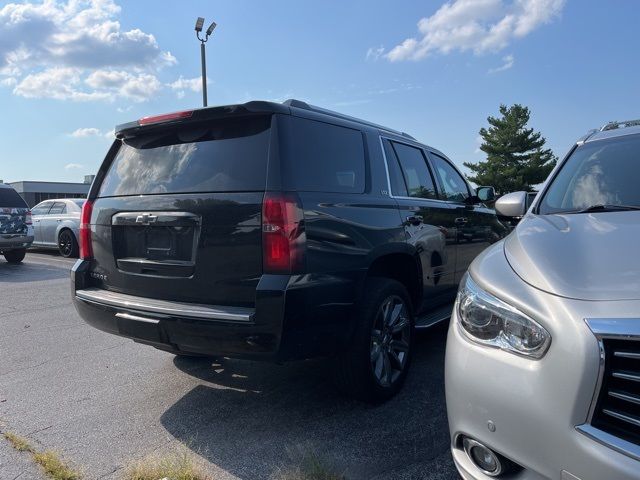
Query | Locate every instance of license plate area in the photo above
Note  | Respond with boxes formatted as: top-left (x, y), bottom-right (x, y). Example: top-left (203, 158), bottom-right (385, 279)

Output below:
top-left (111, 211), bottom-right (201, 277)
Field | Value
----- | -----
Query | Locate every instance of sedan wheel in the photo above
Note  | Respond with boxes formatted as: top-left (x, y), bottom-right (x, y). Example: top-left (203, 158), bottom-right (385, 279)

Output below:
top-left (58, 230), bottom-right (78, 258)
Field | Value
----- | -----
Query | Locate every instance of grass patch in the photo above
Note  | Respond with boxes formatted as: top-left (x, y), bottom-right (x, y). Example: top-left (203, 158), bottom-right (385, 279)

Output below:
top-left (2, 430), bottom-right (80, 480)
top-left (3, 431), bottom-right (34, 452)
top-left (271, 450), bottom-right (345, 480)
top-left (33, 451), bottom-right (81, 480)
top-left (125, 449), bottom-right (211, 480)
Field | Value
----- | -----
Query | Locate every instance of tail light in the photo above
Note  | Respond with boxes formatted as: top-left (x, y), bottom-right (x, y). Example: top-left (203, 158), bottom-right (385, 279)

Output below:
top-left (24, 211), bottom-right (32, 225)
top-left (79, 200), bottom-right (94, 260)
top-left (138, 110), bottom-right (194, 126)
top-left (262, 192), bottom-right (305, 274)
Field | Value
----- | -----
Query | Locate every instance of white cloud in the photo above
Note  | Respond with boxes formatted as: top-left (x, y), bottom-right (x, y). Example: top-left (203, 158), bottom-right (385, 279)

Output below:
top-left (365, 46), bottom-right (385, 62)
top-left (488, 53), bottom-right (514, 73)
top-left (167, 76), bottom-right (203, 99)
top-left (0, 0), bottom-right (176, 101)
top-left (386, 0), bottom-right (566, 62)
top-left (70, 127), bottom-right (102, 137)
top-left (65, 163), bottom-right (84, 170)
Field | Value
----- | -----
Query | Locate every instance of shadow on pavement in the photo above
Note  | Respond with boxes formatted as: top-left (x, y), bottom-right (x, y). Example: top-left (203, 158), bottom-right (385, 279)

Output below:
top-left (0, 260), bottom-right (69, 282)
top-left (161, 323), bottom-right (455, 480)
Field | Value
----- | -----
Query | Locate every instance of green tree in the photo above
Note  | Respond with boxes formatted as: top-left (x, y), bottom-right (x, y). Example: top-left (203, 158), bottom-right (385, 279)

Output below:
top-left (464, 104), bottom-right (557, 195)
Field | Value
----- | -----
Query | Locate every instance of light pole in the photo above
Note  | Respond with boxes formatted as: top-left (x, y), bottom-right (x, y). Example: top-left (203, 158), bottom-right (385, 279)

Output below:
top-left (195, 17), bottom-right (217, 107)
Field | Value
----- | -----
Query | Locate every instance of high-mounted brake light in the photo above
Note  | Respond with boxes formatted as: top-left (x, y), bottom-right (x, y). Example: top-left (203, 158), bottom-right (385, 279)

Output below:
top-left (79, 200), bottom-right (94, 260)
top-left (262, 192), bottom-right (305, 274)
top-left (138, 110), bottom-right (194, 126)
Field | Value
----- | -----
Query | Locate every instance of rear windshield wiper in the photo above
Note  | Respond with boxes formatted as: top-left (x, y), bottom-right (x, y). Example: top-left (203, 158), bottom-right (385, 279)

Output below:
top-left (575, 204), bottom-right (640, 213)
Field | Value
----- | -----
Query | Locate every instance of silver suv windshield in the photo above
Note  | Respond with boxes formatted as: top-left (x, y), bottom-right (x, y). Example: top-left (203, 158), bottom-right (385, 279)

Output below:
top-left (538, 134), bottom-right (640, 214)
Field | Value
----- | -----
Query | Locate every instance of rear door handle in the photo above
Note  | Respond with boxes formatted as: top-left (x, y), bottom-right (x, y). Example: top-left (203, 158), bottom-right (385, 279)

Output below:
top-left (454, 217), bottom-right (468, 225)
top-left (406, 215), bottom-right (423, 226)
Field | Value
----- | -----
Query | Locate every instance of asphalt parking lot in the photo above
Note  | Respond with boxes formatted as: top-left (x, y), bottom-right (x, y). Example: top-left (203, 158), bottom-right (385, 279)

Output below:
top-left (0, 251), bottom-right (458, 480)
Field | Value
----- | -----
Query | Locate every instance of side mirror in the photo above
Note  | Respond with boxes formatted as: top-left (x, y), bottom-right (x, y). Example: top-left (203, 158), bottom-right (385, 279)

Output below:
top-left (495, 191), bottom-right (528, 218)
top-left (476, 186), bottom-right (496, 202)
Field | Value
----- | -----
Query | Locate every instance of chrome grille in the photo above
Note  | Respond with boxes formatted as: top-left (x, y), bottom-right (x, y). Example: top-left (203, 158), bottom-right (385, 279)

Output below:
top-left (592, 339), bottom-right (640, 447)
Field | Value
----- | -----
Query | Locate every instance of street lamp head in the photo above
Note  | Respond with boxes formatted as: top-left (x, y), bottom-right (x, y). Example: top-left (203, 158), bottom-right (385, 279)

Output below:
top-left (195, 17), bottom-right (205, 32)
top-left (206, 21), bottom-right (217, 36)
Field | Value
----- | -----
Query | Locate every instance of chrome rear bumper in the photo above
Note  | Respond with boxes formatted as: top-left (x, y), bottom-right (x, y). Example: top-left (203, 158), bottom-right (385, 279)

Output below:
top-left (75, 287), bottom-right (254, 323)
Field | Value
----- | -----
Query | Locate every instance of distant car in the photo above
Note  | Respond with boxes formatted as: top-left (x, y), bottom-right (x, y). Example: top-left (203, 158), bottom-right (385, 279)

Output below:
top-left (0, 183), bottom-right (33, 263)
top-left (31, 199), bottom-right (85, 257)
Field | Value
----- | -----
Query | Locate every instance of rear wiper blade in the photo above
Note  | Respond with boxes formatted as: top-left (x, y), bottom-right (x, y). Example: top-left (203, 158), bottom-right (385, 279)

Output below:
top-left (576, 204), bottom-right (640, 213)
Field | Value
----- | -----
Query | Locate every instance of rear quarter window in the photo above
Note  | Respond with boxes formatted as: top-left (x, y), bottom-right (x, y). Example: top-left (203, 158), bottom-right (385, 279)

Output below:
top-left (0, 187), bottom-right (27, 208)
top-left (284, 117), bottom-right (366, 193)
top-left (98, 116), bottom-right (272, 197)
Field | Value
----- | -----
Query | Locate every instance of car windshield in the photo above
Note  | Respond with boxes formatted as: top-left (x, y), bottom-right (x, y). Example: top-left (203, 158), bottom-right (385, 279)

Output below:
top-left (538, 134), bottom-right (640, 214)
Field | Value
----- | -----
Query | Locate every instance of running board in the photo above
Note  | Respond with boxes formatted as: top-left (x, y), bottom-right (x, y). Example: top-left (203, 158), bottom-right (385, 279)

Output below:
top-left (415, 304), bottom-right (453, 329)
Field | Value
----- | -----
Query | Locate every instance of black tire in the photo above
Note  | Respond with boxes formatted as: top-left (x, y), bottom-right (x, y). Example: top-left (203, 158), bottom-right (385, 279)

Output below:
top-left (4, 248), bottom-right (26, 264)
top-left (333, 277), bottom-right (414, 403)
top-left (58, 229), bottom-right (79, 258)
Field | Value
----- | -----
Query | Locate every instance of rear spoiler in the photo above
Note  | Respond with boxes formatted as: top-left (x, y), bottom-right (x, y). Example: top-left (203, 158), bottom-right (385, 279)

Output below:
top-left (115, 101), bottom-right (290, 139)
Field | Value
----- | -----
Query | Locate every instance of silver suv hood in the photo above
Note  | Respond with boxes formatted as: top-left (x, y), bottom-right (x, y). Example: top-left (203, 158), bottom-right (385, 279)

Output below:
top-left (504, 211), bottom-right (640, 301)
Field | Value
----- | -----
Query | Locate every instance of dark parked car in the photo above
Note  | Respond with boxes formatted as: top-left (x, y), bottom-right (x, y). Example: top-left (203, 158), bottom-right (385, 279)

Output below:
top-left (0, 183), bottom-right (33, 263)
top-left (32, 198), bottom-right (85, 257)
top-left (72, 100), bottom-right (507, 401)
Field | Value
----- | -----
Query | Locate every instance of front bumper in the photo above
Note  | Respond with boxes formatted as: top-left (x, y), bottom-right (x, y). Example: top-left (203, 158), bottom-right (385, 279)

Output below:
top-left (446, 307), bottom-right (640, 480)
top-left (71, 260), bottom-right (357, 361)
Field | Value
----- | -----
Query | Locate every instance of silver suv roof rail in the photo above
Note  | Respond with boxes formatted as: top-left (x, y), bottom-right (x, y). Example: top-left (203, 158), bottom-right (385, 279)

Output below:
top-left (600, 119), bottom-right (640, 131)
top-left (282, 99), bottom-right (416, 140)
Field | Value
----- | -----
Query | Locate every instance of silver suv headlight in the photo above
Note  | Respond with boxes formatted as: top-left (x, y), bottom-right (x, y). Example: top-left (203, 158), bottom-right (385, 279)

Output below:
top-left (456, 274), bottom-right (551, 359)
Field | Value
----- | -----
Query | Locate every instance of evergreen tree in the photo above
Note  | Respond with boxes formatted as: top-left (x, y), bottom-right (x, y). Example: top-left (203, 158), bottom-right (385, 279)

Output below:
top-left (464, 104), bottom-right (557, 195)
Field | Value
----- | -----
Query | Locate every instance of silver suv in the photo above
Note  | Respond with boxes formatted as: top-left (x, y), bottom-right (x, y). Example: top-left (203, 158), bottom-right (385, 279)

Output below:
top-left (0, 183), bottom-right (33, 263)
top-left (446, 121), bottom-right (640, 479)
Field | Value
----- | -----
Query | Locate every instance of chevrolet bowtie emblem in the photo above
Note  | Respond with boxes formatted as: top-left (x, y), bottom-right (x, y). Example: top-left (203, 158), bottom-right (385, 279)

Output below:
top-left (135, 213), bottom-right (158, 225)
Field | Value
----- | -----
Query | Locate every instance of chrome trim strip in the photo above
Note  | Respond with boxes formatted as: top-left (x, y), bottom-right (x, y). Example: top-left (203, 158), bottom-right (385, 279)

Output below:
top-left (76, 287), bottom-right (254, 323)
top-left (609, 390), bottom-right (640, 406)
top-left (115, 312), bottom-right (160, 324)
top-left (585, 318), bottom-right (640, 338)
top-left (576, 425), bottom-right (640, 462)
top-left (603, 409), bottom-right (640, 428)
top-left (613, 371), bottom-right (640, 383)
top-left (615, 351), bottom-right (640, 359)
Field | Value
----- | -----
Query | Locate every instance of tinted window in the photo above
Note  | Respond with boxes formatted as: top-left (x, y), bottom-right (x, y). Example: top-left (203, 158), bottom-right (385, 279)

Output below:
top-left (32, 202), bottom-right (53, 215)
top-left (49, 202), bottom-right (67, 214)
top-left (285, 118), bottom-right (365, 193)
top-left (539, 135), bottom-right (640, 214)
top-left (98, 116), bottom-right (272, 197)
top-left (0, 187), bottom-right (27, 208)
top-left (430, 154), bottom-right (469, 202)
top-left (392, 142), bottom-right (437, 199)
top-left (382, 139), bottom-right (408, 197)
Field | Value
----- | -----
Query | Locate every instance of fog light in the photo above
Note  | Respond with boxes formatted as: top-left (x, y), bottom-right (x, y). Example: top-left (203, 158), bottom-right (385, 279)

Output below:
top-left (463, 437), bottom-right (504, 477)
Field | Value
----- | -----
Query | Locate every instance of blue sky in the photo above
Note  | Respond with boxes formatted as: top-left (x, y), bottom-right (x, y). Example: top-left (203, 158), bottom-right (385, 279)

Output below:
top-left (1, 0), bottom-right (639, 184)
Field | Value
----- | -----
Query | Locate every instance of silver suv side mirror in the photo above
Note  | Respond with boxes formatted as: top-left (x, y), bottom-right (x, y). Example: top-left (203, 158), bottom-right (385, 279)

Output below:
top-left (495, 191), bottom-right (528, 217)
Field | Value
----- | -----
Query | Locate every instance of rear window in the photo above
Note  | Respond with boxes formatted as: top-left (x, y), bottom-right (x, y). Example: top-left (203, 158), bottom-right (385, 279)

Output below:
top-left (0, 187), bottom-right (27, 208)
top-left (98, 116), bottom-right (272, 197)
top-left (284, 117), bottom-right (365, 193)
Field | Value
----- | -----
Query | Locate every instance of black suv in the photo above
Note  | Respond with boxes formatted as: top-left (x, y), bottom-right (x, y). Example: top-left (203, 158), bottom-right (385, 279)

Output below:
top-left (72, 100), bottom-right (507, 401)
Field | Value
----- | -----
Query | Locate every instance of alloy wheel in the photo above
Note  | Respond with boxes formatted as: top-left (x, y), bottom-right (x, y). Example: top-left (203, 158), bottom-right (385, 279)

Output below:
top-left (58, 231), bottom-right (73, 257)
top-left (370, 295), bottom-right (411, 387)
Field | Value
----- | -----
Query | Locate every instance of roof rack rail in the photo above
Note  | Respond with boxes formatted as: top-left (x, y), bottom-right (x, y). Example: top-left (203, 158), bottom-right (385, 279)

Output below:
top-left (600, 119), bottom-right (640, 131)
top-left (282, 99), bottom-right (415, 140)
